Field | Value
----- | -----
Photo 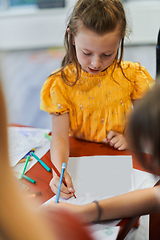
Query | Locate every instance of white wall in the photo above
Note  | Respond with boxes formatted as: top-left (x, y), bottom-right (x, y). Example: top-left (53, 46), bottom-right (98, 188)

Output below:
top-left (124, 1), bottom-right (160, 45)
top-left (0, 0), bottom-right (160, 50)
top-left (0, 0), bottom-right (77, 50)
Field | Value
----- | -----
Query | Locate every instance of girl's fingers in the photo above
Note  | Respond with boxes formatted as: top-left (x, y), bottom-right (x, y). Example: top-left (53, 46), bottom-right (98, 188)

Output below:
top-left (64, 172), bottom-right (75, 194)
top-left (118, 144), bottom-right (125, 151)
top-left (107, 130), bottom-right (117, 140)
top-left (49, 175), bottom-right (73, 199)
top-left (118, 142), bottom-right (128, 151)
top-left (106, 132), bottom-right (128, 150)
top-left (102, 138), bottom-right (109, 144)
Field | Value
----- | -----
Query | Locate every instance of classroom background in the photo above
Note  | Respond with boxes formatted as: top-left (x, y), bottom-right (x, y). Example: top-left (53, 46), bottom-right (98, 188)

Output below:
top-left (0, 1), bottom-right (160, 240)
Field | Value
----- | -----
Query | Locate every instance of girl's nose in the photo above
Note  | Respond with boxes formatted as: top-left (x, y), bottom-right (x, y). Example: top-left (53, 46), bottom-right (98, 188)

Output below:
top-left (91, 56), bottom-right (102, 69)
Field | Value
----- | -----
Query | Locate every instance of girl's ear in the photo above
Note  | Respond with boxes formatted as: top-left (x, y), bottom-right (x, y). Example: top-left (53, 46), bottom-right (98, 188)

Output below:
top-left (67, 28), bottom-right (75, 45)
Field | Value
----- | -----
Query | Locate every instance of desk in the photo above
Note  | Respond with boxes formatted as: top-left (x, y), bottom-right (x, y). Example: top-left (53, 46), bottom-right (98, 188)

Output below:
top-left (20, 137), bottom-right (159, 240)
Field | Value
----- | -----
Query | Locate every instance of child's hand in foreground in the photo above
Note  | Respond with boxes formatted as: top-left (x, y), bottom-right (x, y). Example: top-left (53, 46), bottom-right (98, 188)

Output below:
top-left (41, 201), bottom-right (90, 224)
top-left (49, 170), bottom-right (75, 199)
top-left (103, 130), bottom-right (128, 150)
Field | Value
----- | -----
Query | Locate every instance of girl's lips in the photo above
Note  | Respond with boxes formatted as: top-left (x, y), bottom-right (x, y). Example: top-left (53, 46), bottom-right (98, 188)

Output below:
top-left (88, 67), bottom-right (101, 74)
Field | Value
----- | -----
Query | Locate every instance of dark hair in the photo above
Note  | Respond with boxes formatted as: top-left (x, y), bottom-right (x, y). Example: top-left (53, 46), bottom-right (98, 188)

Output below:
top-left (128, 79), bottom-right (159, 174)
top-left (60, 0), bottom-right (127, 86)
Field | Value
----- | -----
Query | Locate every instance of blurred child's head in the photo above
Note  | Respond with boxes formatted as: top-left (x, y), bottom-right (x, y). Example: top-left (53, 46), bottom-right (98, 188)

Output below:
top-left (61, 0), bottom-right (127, 84)
top-left (128, 78), bottom-right (160, 175)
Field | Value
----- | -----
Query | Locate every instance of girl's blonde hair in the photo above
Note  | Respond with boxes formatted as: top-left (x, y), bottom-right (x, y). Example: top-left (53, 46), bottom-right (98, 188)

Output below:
top-left (61, 0), bottom-right (127, 85)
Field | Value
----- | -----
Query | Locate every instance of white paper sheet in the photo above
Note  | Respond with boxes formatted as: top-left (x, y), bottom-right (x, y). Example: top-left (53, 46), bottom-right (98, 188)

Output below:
top-left (133, 169), bottom-right (160, 189)
top-left (8, 126), bottom-right (51, 167)
top-left (90, 226), bottom-right (120, 240)
top-left (67, 155), bottom-right (134, 199)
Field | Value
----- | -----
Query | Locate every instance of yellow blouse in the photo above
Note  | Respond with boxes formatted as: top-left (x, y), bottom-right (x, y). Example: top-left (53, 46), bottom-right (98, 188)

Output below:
top-left (40, 61), bottom-right (154, 142)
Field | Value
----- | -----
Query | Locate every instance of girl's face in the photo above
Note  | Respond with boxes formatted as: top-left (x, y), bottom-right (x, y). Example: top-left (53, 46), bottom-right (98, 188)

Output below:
top-left (73, 25), bottom-right (121, 74)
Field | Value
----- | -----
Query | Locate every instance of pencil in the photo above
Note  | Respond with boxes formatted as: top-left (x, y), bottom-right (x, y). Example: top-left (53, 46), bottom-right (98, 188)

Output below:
top-left (31, 152), bottom-right (51, 172)
top-left (56, 163), bottom-right (66, 203)
top-left (20, 156), bottom-right (30, 179)
top-left (22, 175), bottom-right (36, 184)
top-left (48, 157), bottom-right (76, 198)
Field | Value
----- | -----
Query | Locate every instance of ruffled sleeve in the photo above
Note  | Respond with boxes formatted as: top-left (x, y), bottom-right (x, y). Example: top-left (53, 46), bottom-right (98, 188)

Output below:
top-left (130, 62), bottom-right (154, 99)
top-left (40, 73), bottom-right (69, 115)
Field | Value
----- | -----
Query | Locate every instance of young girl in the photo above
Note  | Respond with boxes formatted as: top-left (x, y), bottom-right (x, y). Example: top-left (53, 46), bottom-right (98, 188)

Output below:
top-left (42, 76), bottom-right (160, 225)
top-left (40, 0), bottom-right (154, 199)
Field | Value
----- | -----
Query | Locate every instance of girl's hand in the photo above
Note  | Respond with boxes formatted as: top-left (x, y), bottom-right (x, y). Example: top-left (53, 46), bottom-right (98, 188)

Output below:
top-left (42, 201), bottom-right (80, 215)
top-left (49, 170), bottom-right (75, 199)
top-left (103, 130), bottom-right (128, 150)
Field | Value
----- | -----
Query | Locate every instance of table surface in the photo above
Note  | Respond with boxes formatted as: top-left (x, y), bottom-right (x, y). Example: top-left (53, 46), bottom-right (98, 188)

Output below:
top-left (20, 137), bottom-right (158, 240)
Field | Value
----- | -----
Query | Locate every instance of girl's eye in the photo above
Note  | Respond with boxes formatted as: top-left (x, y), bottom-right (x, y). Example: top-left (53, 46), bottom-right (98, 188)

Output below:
top-left (103, 53), bottom-right (113, 57)
top-left (83, 52), bottom-right (92, 56)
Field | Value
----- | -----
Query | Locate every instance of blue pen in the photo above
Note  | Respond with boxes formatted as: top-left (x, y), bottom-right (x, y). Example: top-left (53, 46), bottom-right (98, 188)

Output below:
top-left (31, 152), bottom-right (51, 172)
top-left (56, 163), bottom-right (66, 203)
